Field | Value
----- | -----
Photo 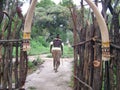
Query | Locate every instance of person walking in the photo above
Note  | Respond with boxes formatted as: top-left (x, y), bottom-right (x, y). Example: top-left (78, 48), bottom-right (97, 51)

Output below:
top-left (50, 34), bottom-right (63, 72)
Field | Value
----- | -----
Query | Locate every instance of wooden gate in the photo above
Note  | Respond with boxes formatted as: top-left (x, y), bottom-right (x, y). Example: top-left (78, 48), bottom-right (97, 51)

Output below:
top-left (0, 39), bottom-right (28, 89)
top-left (70, 0), bottom-right (120, 90)
top-left (0, 0), bottom-right (37, 89)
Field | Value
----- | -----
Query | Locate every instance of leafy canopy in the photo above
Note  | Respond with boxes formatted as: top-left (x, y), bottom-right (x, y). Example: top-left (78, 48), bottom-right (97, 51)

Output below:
top-left (32, 1), bottom-right (71, 42)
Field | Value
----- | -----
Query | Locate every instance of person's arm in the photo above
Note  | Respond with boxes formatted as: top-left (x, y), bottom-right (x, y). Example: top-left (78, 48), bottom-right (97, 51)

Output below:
top-left (50, 41), bottom-right (53, 53)
top-left (50, 45), bottom-right (52, 53)
top-left (61, 43), bottom-right (63, 55)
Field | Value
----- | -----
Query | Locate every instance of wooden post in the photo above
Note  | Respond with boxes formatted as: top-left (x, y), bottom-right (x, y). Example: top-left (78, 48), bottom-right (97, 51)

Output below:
top-left (69, 6), bottom-right (78, 90)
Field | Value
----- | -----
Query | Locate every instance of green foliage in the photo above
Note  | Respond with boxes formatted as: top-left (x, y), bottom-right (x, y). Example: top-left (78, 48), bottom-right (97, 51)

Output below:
top-left (38, 36), bottom-right (48, 47)
top-left (60, 0), bottom-right (74, 7)
top-left (66, 31), bottom-right (73, 45)
top-left (36, 56), bottom-right (42, 63)
top-left (28, 37), bottom-right (49, 55)
top-left (36, 0), bottom-right (55, 8)
top-left (28, 56), bottom-right (44, 70)
top-left (28, 86), bottom-right (36, 90)
top-left (30, 1), bottom-right (74, 56)
top-left (69, 67), bottom-right (74, 88)
top-left (62, 45), bottom-right (73, 58)
top-left (12, 47), bottom-right (20, 57)
top-left (28, 61), bottom-right (35, 69)
top-left (33, 3), bottom-right (71, 42)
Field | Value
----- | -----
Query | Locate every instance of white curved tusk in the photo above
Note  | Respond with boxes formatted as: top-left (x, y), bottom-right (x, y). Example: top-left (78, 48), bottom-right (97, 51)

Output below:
top-left (23, 0), bottom-right (37, 51)
top-left (85, 0), bottom-right (110, 61)
top-left (24, 0), bottom-right (37, 34)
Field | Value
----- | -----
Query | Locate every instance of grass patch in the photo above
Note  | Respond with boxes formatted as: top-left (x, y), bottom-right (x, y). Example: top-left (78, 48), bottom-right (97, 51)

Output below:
top-left (28, 86), bottom-right (36, 90)
top-left (28, 45), bottom-right (49, 55)
top-left (69, 75), bottom-right (74, 88)
top-left (69, 65), bottom-right (74, 88)
top-left (28, 39), bottom-right (49, 55)
top-left (28, 56), bottom-right (44, 74)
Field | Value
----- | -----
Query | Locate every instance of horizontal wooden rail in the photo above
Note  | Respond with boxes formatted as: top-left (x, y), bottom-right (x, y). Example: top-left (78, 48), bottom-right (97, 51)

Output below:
top-left (0, 39), bottom-right (22, 42)
top-left (111, 43), bottom-right (120, 50)
top-left (73, 75), bottom-right (93, 90)
top-left (72, 38), bottom-right (93, 47)
top-left (95, 39), bottom-right (120, 50)
top-left (72, 36), bottom-right (99, 47)
top-left (72, 37), bottom-right (120, 50)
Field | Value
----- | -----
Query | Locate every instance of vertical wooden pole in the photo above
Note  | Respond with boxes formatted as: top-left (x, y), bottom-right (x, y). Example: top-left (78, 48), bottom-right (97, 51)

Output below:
top-left (73, 9), bottom-right (78, 90)
top-left (69, 6), bottom-right (78, 89)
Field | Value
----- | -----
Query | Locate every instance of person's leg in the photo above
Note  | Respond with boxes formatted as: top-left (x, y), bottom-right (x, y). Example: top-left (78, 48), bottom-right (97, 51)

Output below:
top-left (53, 58), bottom-right (55, 70)
top-left (54, 51), bottom-right (58, 72)
top-left (52, 50), bottom-right (57, 71)
top-left (52, 50), bottom-right (56, 70)
top-left (55, 50), bottom-right (61, 72)
top-left (56, 60), bottom-right (60, 72)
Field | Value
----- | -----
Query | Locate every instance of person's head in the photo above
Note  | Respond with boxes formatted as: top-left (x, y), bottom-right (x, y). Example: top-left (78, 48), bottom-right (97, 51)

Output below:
top-left (56, 34), bottom-right (60, 38)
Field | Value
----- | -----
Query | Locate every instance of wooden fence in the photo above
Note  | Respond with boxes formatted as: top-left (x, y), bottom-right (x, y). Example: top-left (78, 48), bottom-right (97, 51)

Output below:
top-left (71, 0), bottom-right (120, 90)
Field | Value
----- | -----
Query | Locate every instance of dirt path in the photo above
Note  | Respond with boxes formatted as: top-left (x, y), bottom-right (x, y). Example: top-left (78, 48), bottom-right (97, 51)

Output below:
top-left (25, 54), bottom-right (73, 90)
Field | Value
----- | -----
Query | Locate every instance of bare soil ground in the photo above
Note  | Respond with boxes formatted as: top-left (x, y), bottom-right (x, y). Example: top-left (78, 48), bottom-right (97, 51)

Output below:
top-left (25, 54), bottom-right (73, 90)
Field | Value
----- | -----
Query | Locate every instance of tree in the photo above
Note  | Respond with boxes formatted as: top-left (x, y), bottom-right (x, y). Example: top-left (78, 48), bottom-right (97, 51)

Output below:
top-left (36, 0), bottom-right (55, 8)
top-left (32, 3), bottom-right (71, 42)
top-left (60, 0), bottom-right (74, 6)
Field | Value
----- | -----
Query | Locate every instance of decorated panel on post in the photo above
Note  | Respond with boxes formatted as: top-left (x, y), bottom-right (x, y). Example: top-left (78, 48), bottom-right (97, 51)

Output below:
top-left (22, 32), bottom-right (31, 51)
